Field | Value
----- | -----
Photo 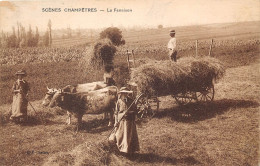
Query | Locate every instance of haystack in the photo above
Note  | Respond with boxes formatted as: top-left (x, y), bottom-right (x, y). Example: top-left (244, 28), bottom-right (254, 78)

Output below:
top-left (130, 57), bottom-right (225, 96)
top-left (83, 38), bottom-right (117, 70)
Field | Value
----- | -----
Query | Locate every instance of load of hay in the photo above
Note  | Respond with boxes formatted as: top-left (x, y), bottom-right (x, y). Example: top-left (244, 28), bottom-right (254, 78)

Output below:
top-left (130, 56), bottom-right (225, 96)
top-left (83, 38), bottom-right (117, 71)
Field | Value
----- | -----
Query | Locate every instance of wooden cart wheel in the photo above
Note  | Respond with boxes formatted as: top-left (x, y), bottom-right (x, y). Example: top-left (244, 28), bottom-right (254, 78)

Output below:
top-left (135, 93), bottom-right (159, 119)
top-left (195, 85), bottom-right (215, 102)
top-left (173, 91), bottom-right (196, 106)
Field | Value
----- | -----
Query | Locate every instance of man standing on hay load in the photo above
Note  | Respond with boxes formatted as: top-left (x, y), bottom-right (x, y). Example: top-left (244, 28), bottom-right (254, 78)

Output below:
top-left (168, 30), bottom-right (177, 62)
top-left (109, 87), bottom-right (140, 155)
top-left (10, 70), bottom-right (30, 123)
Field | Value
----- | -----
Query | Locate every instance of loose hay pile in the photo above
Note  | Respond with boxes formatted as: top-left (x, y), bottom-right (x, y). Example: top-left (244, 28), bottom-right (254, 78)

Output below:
top-left (130, 57), bottom-right (225, 96)
top-left (83, 38), bottom-right (117, 70)
top-left (44, 140), bottom-right (119, 166)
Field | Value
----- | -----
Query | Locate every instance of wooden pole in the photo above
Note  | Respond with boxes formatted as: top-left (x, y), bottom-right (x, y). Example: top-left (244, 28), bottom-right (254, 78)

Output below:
top-left (127, 50), bottom-right (130, 69)
top-left (132, 50), bottom-right (136, 68)
top-left (195, 40), bottom-right (198, 57)
top-left (209, 39), bottom-right (213, 56)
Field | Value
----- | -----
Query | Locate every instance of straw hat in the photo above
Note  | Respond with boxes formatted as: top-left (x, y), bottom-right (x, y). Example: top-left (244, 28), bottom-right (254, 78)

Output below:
top-left (118, 87), bottom-right (133, 94)
top-left (15, 70), bottom-right (27, 76)
top-left (170, 30), bottom-right (175, 34)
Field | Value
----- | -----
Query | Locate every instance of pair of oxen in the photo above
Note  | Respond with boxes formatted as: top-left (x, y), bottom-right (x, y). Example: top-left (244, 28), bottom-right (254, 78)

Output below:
top-left (42, 81), bottom-right (118, 129)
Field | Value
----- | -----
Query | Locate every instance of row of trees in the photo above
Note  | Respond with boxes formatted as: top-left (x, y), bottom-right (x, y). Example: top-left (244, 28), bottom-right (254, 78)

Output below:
top-left (0, 20), bottom-right (52, 48)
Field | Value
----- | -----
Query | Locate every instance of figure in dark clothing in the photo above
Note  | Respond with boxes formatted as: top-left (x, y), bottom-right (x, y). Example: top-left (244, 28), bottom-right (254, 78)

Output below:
top-left (10, 70), bottom-right (30, 122)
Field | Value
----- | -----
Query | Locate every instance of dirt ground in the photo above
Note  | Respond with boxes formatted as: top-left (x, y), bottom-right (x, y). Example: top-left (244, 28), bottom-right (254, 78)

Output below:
top-left (0, 58), bottom-right (259, 165)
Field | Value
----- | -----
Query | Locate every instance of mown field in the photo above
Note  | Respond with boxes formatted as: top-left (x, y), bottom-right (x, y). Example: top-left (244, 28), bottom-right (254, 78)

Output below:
top-left (0, 21), bottom-right (259, 166)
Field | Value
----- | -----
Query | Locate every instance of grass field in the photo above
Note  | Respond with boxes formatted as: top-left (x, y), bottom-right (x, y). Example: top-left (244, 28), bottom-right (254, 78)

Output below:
top-left (52, 21), bottom-right (260, 47)
top-left (0, 38), bottom-right (258, 105)
top-left (0, 21), bottom-right (259, 165)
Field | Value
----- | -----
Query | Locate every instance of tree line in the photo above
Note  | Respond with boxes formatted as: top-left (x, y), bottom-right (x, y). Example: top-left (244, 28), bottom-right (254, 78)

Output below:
top-left (0, 21), bottom-right (126, 48)
top-left (0, 20), bottom-right (52, 48)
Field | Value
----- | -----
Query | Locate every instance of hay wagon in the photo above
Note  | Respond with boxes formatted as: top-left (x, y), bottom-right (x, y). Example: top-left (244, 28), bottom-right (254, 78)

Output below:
top-left (125, 53), bottom-right (224, 119)
top-left (127, 79), bottom-right (215, 119)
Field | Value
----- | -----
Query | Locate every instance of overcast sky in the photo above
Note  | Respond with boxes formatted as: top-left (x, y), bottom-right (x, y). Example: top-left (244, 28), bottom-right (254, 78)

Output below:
top-left (0, 0), bottom-right (260, 31)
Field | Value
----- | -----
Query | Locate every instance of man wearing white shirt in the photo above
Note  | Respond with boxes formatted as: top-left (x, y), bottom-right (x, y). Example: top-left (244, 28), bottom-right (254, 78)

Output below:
top-left (167, 30), bottom-right (177, 62)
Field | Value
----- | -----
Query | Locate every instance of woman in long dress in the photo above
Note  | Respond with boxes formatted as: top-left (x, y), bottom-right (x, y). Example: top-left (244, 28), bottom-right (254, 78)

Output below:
top-left (10, 70), bottom-right (30, 122)
top-left (112, 87), bottom-right (140, 155)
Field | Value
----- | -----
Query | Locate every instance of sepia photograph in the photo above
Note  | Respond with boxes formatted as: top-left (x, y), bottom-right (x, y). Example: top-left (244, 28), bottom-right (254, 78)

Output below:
top-left (0, 0), bottom-right (259, 165)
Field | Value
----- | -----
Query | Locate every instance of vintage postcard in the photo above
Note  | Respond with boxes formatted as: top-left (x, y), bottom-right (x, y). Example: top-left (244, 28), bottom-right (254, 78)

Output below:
top-left (0, 0), bottom-right (259, 165)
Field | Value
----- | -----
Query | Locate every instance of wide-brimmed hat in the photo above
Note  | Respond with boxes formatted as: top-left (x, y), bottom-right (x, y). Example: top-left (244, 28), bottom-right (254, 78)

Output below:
top-left (118, 87), bottom-right (133, 94)
top-left (15, 70), bottom-right (27, 76)
top-left (170, 30), bottom-right (175, 34)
